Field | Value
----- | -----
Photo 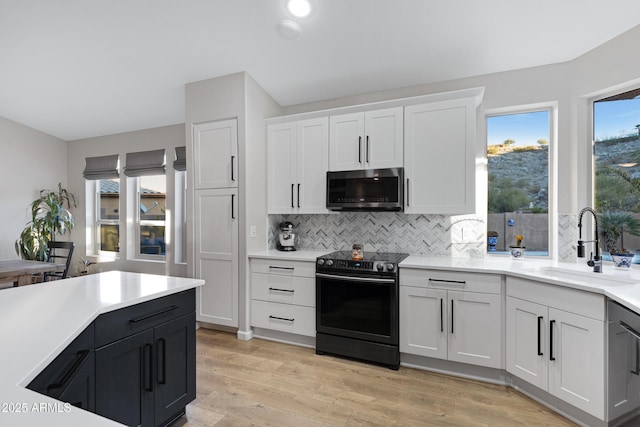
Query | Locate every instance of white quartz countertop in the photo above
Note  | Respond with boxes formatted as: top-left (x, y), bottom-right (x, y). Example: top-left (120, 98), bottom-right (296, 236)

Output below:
top-left (0, 271), bottom-right (203, 426)
top-left (249, 250), bottom-right (640, 314)
top-left (401, 255), bottom-right (640, 314)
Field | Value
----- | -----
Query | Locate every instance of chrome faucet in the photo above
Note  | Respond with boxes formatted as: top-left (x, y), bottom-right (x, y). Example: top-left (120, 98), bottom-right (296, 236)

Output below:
top-left (577, 207), bottom-right (602, 273)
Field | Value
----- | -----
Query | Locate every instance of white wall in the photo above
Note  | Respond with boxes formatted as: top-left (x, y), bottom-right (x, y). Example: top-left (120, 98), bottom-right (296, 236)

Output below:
top-left (66, 123), bottom-right (186, 277)
top-left (0, 116), bottom-right (68, 261)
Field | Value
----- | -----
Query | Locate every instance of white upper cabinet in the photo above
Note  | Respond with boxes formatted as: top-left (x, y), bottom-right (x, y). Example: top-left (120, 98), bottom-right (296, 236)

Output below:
top-left (192, 119), bottom-right (238, 189)
top-left (329, 107), bottom-right (403, 171)
top-left (268, 117), bottom-right (329, 214)
top-left (404, 97), bottom-right (476, 214)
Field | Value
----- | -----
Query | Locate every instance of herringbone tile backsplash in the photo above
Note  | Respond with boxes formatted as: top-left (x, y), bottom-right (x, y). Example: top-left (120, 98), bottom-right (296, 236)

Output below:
top-left (269, 213), bottom-right (486, 257)
top-left (269, 213), bottom-right (577, 258)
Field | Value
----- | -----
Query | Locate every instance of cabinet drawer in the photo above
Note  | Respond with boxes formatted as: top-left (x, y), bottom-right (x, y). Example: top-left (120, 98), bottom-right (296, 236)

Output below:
top-left (507, 277), bottom-right (604, 321)
top-left (251, 300), bottom-right (315, 337)
top-left (400, 268), bottom-right (502, 294)
top-left (252, 272), bottom-right (315, 307)
top-left (28, 325), bottom-right (94, 400)
top-left (95, 289), bottom-right (195, 348)
top-left (250, 258), bottom-right (316, 278)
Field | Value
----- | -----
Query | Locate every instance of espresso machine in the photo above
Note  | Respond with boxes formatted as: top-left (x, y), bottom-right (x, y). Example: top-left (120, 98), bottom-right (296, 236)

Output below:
top-left (276, 221), bottom-right (297, 251)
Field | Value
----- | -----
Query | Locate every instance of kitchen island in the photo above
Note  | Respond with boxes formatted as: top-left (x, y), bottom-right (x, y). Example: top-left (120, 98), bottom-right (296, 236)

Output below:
top-left (0, 271), bottom-right (203, 427)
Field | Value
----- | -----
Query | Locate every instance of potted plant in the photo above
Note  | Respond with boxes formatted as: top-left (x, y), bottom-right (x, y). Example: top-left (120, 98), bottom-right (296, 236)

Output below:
top-left (15, 183), bottom-right (76, 261)
top-left (599, 211), bottom-right (640, 268)
top-left (487, 231), bottom-right (499, 251)
top-left (509, 234), bottom-right (525, 259)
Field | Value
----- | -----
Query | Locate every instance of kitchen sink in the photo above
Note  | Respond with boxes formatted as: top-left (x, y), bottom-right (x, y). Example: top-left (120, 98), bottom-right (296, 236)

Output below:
top-left (532, 266), bottom-right (640, 287)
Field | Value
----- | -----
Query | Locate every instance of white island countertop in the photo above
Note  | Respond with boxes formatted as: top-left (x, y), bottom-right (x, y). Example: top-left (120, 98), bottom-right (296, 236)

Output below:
top-left (0, 271), bottom-right (203, 427)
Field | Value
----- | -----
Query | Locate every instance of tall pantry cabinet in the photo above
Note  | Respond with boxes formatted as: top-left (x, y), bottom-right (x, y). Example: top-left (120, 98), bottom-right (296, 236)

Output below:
top-left (192, 119), bottom-right (239, 327)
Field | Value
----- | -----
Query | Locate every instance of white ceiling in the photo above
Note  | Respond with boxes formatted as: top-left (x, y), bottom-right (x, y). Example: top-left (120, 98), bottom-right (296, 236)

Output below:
top-left (1, 0), bottom-right (639, 141)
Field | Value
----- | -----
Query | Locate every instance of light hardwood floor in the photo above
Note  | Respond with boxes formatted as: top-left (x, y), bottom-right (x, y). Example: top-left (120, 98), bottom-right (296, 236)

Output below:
top-left (177, 329), bottom-right (577, 426)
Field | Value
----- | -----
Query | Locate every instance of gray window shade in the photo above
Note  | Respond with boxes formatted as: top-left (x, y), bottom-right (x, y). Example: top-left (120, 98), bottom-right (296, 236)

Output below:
top-left (124, 149), bottom-right (166, 177)
top-left (83, 154), bottom-right (120, 180)
top-left (174, 146), bottom-right (186, 171)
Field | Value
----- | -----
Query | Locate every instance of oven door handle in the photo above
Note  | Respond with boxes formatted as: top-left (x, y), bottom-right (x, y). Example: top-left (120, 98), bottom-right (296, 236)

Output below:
top-left (316, 273), bottom-right (397, 284)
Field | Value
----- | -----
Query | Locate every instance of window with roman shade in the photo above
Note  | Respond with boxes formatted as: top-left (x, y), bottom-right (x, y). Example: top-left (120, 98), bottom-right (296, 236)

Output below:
top-left (83, 154), bottom-right (120, 180)
top-left (173, 146), bottom-right (186, 171)
top-left (124, 149), bottom-right (166, 177)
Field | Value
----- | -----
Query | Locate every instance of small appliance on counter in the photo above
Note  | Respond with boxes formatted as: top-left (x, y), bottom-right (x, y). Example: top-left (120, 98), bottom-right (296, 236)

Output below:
top-left (276, 221), bottom-right (297, 251)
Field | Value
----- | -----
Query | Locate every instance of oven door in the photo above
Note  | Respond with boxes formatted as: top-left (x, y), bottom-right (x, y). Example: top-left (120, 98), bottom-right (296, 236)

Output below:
top-left (316, 272), bottom-right (398, 345)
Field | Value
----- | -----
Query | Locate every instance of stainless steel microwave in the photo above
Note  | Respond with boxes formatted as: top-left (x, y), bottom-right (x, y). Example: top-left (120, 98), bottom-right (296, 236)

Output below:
top-left (326, 168), bottom-right (404, 211)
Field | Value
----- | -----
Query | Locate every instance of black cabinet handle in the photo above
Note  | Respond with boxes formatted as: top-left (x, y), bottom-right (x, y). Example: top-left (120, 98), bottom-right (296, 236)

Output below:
top-left (451, 300), bottom-right (454, 334)
top-left (269, 315), bottom-right (294, 322)
top-left (269, 287), bottom-right (294, 293)
top-left (231, 155), bottom-right (235, 181)
top-left (549, 320), bottom-right (556, 361)
top-left (157, 338), bottom-right (167, 385)
top-left (358, 136), bottom-right (362, 164)
top-left (231, 194), bottom-right (235, 219)
top-left (143, 343), bottom-right (153, 392)
top-left (291, 183), bottom-right (294, 208)
top-left (366, 135), bottom-right (370, 163)
top-left (46, 350), bottom-right (89, 392)
top-left (268, 266), bottom-right (294, 271)
top-left (537, 316), bottom-right (543, 356)
top-left (440, 298), bottom-right (443, 333)
top-left (129, 305), bottom-right (178, 323)
top-left (297, 184), bottom-right (300, 208)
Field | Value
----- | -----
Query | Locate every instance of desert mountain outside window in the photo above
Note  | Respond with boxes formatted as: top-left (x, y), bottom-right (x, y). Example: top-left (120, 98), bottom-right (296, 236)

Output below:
top-left (486, 109), bottom-right (550, 256)
top-left (83, 155), bottom-right (120, 255)
top-left (124, 149), bottom-right (167, 259)
top-left (593, 88), bottom-right (640, 262)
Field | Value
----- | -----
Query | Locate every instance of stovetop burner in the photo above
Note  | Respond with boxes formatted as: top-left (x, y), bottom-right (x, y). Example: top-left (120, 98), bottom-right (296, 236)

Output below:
top-left (316, 250), bottom-right (409, 275)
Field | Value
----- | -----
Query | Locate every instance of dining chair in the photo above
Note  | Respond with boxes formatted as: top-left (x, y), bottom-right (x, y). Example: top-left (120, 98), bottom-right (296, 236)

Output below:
top-left (44, 241), bottom-right (75, 281)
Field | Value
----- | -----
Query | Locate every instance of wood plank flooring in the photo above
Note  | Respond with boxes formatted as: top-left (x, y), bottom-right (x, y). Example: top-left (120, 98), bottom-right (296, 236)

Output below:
top-left (176, 329), bottom-right (577, 426)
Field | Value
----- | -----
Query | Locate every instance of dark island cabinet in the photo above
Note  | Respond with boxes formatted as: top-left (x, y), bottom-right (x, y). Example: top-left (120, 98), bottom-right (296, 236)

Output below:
top-left (94, 289), bottom-right (196, 427)
top-left (27, 325), bottom-right (95, 412)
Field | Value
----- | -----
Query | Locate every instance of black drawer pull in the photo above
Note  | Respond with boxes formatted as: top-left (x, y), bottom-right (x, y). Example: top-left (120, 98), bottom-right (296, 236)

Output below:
top-left (129, 305), bottom-right (178, 323)
top-left (46, 350), bottom-right (89, 392)
top-left (269, 315), bottom-right (294, 322)
top-left (268, 266), bottom-right (294, 271)
top-left (429, 278), bottom-right (466, 285)
top-left (537, 316), bottom-right (543, 356)
top-left (549, 320), bottom-right (556, 361)
top-left (269, 287), bottom-right (294, 293)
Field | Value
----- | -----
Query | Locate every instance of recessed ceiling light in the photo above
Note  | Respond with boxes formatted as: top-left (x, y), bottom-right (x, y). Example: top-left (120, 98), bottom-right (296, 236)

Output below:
top-left (276, 20), bottom-right (303, 40)
top-left (287, 0), bottom-right (311, 17)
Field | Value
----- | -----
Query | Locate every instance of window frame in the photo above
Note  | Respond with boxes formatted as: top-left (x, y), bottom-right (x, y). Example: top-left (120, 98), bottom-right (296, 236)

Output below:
top-left (134, 175), bottom-right (167, 261)
top-left (485, 102), bottom-right (557, 259)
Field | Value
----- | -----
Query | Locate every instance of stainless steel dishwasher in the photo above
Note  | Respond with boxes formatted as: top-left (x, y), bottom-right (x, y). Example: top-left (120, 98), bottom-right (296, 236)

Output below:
top-left (608, 299), bottom-right (640, 422)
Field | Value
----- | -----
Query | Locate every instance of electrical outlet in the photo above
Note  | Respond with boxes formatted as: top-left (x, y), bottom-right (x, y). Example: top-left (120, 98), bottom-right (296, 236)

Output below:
top-left (250, 225), bottom-right (257, 238)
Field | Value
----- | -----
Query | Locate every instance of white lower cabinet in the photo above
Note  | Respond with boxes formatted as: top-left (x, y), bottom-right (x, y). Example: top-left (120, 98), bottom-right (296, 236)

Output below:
top-left (400, 269), bottom-right (502, 369)
top-left (249, 258), bottom-right (315, 337)
top-left (506, 277), bottom-right (605, 419)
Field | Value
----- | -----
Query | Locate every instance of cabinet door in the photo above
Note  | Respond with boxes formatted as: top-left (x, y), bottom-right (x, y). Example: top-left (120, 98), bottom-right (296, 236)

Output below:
top-left (608, 310), bottom-right (640, 420)
top-left (399, 286), bottom-right (447, 359)
top-left (448, 291), bottom-right (502, 369)
top-left (296, 118), bottom-right (329, 213)
top-left (364, 107), bottom-right (403, 169)
top-left (95, 329), bottom-right (155, 427)
top-left (329, 112), bottom-right (365, 171)
top-left (506, 297), bottom-right (548, 390)
top-left (194, 188), bottom-right (238, 327)
top-left (57, 352), bottom-right (95, 412)
top-left (193, 119), bottom-right (238, 189)
top-left (404, 98), bottom-right (475, 214)
top-left (267, 122), bottom-right (297, 213)
top-left (154, 313), bottom-right (196, 426)
top-left (548, 308), bottom-right (605, 419)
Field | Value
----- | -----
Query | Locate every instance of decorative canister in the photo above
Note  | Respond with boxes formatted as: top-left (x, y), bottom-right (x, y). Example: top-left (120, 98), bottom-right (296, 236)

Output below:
top-left (509, 246), bottom-right (525, 260)
top-left (352, 243), bottom-right (364, 260)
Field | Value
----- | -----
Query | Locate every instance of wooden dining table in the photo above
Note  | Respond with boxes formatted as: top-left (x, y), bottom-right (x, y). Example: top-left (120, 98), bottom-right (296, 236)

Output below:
top-left (0, 260), bottom-right (64, 287)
